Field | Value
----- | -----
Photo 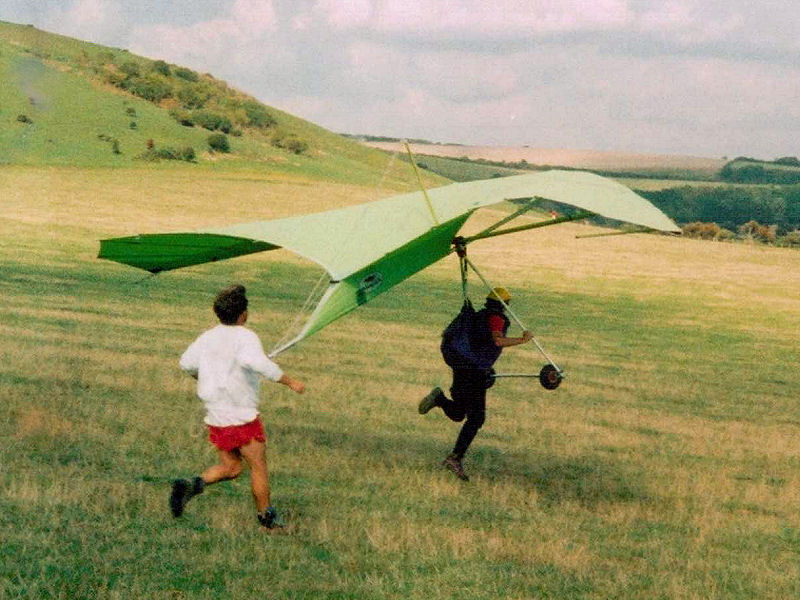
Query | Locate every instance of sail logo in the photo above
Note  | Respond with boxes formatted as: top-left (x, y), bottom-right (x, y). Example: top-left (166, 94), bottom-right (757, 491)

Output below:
top-left (358, 272), bottom-right (383, 294)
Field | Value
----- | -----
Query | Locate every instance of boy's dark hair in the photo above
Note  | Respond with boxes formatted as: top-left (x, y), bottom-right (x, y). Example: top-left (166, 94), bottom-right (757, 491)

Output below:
top-left (213, 284), bottom-right (248, 325)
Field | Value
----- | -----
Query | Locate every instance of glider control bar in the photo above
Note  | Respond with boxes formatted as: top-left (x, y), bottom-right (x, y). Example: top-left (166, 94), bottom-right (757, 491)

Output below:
top-left (574, 227), bottom-right (655, 239)
top-left (470, 198), bottom-right (538, 239)
top-left (462, 210), bottom-right (594, 244)
top-left (462, 254), bottom-right (562, 375)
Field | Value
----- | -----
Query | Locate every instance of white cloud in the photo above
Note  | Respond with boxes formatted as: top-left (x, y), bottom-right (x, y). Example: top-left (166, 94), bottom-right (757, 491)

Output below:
top-left (128, 0), bottom-right (278, 73)
top-left (42, 0), bottom-right (125, 44)
top-left (314, 0), bottom-right (373, 28)
top-left (305, 0), bottom-right (633, 35)
top-left (232, 0), bottom-right (277, 35)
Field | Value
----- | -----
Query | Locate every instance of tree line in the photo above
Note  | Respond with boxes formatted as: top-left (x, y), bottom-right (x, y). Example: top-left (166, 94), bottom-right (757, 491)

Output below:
top-left (638, 185), bottom-right (800, 245)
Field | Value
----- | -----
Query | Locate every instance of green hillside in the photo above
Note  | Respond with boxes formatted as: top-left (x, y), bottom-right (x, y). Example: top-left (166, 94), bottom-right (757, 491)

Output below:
top-left (0, 21), bottom-right (441, 187)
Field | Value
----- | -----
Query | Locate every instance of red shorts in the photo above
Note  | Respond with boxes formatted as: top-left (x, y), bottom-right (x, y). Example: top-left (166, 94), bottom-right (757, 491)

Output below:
top-left (207, 416), bottom-right (266, 452)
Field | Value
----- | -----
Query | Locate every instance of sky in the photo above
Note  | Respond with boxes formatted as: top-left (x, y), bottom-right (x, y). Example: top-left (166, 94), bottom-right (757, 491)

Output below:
top-left (2, 0), bottom-right (799, 159)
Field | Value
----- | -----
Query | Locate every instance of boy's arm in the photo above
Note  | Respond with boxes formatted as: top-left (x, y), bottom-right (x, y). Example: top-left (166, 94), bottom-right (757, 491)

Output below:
top-left (179, 342), bottom-right (200, 378)
top-left (278, 374), bottom-right (305, 394)
top-left (240, 333), bottom-right (304, 393)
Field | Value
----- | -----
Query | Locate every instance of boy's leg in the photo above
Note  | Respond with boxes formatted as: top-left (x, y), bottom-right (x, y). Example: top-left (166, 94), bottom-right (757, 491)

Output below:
top-left (170, 449), bottom-right (243, 517)
top-left (239, 439), bottom-right (270, 513)
top-left (201, 449), bottom-right (243, 483)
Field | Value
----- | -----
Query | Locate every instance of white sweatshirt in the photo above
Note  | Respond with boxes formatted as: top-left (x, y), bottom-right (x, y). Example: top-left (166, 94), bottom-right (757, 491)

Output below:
top-left (179, 324), bottom-right (284, 426)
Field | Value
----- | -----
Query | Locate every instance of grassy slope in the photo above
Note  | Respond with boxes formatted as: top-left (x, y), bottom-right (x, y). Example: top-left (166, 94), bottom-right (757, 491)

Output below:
top-left (0, 21), bottom-right (447, 187)
top-left (3, 167), bottom-right (800, 599)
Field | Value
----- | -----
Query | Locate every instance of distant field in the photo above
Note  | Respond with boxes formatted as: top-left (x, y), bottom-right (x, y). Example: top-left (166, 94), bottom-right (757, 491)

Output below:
top-left (366, 141), bottom-right (726, 179)
top-left (3, 166), bottom-right (800, 599)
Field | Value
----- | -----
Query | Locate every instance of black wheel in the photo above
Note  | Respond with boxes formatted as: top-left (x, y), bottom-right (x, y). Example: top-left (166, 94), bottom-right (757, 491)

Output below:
top-left (484, 368), bottom-right (496, 389)
top-left (539, 364), bottom-right (562, 390)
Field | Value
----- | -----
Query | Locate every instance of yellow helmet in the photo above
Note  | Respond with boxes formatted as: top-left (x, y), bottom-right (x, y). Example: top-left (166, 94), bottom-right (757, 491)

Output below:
top-left (487, 286), bottom-right (511, 303)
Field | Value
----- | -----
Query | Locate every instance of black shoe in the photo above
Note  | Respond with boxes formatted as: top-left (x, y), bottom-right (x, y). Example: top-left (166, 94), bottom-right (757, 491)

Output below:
top-left (257, 506), bottom-right (284, 529)
top-left (170, 479), bottom-right (189, 517)
top-left (170, 476), bottom-right (204, 517)
top-left (442, 454), bottom-right (469, 481)
top-left (418, 387), bottom-right (444, 414)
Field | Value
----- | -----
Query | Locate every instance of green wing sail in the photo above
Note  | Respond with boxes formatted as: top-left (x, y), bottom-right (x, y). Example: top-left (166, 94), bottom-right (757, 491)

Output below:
top-left (99, 170), bottom-right (680, 352)
top-left (98, 233), bottom-right (277, 273)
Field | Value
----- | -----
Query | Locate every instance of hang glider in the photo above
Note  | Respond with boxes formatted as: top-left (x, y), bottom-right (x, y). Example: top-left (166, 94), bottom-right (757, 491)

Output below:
top-left (99, 170), bottom-right (679, 354)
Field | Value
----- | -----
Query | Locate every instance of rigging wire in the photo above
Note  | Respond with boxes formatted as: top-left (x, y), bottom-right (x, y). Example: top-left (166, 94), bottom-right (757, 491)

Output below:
top-left (267, 143), bottom-right (403, 357)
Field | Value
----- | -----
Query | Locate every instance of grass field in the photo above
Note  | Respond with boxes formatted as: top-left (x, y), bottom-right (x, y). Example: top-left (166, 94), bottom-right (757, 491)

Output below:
top-left (2, 166), bottom-right (800, 599)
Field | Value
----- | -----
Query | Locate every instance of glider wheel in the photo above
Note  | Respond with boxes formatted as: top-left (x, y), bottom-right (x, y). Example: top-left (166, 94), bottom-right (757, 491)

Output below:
top-left (484, 368), bottom-right (496, 389)
top-left (539, 364), bottom-right (562, 390)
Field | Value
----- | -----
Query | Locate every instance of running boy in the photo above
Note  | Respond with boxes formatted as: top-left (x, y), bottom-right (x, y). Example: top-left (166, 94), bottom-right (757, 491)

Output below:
top-left (170, 284), bottom-right (305, 529)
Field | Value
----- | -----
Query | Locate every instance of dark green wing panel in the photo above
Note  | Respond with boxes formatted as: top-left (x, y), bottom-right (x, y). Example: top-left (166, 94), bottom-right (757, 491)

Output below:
top-left (98, 233), bottom-right (278, 273)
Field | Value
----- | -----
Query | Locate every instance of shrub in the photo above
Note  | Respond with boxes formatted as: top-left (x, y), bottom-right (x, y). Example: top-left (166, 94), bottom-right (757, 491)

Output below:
top-left (207, 133), bottom-right (230, 153)
top-left (174, 67), bottom-right (199, 82)
top-left (123, 75), bottom-right (173, 103)
top-left (137, 144), bottom-right (195, 163)
top-left (271, 132), bottom-right (308, 154)
top-left (119, 60), bottom-right (141, 77)
top-left (105, 69), bottom-right (127, 87)
top-left (177, 85), bottom-right (209, 109)
top-left (193, 111), bottom-right (231, 133)
top-left (152, 60), bottom-right (171, 77)
top-left (125, 106), bottom-right (136, 116)
top-left (738, 220), bottom-right (776, 243)
top-left (777, 231), bottom-right (800, 247)
top-left (129, 121), bottom-right (137, 129)
top-left (169, 108), bottom-right (194, 127)
top-left (242, 100), bottom-right (276, 128)
top-left (16, 114), bottom-right (32, 124)
top-left (682, 222), bottom-right (721, 240)
top-left (178, 146), bottom-right (196, 162)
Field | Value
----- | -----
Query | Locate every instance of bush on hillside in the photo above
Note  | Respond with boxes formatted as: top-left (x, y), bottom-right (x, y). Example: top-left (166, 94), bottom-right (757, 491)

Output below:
top-left (241, 100), bottom-right (276, 129)
top-left (177, 85), bottom-right (210, 109)
top-left (174, 67), bottom-right (199, 82)
top-left (105, 69), bottom-right (127, 87)
top-left (16, 114), bottom-right (33, 124)
top-left (682, 222), bottom-right (722, 240)
top-left (193, 110), bottom-right (232, 133)
top-left (777, 231), bottom-right (800, 247)
top-left (169, 108), bottom-right (195, 127)
top-left (152, 60), bottom-right (171, 77)
top-left (119, 60), bottom-right (141, 77)
top-left (137, 144), bottom-right (196, 162)
top-left (207, 133), bottom-right (230, 153)
top-left (271, 131), bottom-right (308, 154)
top-left (738, 220), bottom-right (776, 243)
top-left (122, 75), bottom-right (173, 103)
